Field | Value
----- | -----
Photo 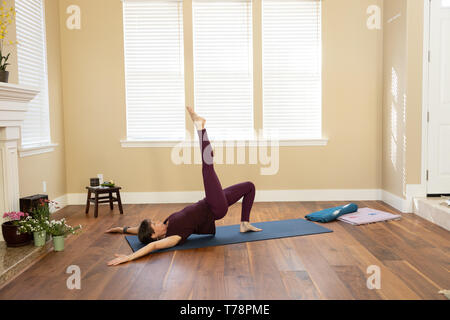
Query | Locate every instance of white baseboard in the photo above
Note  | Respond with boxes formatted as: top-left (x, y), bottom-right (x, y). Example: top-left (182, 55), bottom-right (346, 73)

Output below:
top-left (381, 190), bottom-right (409, 213)
top-left (380, 184), bottom-right (427, 213)
top-left (65, 188), bottom-right (382, 206)
top-left (405, 183), bottom-right (427, 212)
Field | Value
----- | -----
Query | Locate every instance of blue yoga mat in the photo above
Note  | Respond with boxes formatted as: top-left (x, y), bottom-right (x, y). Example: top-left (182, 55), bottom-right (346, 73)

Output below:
top-left (125, 218), bottom-right (333, 253)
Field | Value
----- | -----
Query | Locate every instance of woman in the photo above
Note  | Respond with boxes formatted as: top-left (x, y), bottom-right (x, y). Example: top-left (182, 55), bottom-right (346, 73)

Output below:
top-left (106, 107), bottom-right (262, 266)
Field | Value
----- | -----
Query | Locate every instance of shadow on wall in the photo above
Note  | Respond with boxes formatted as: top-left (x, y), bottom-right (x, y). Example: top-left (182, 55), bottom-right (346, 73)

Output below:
top-left (389, 65), bottom-right (408, 198)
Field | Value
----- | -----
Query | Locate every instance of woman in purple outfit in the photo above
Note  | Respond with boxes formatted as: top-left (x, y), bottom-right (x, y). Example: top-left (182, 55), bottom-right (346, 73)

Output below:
top-left (107, 107), bottom-right (262, 266)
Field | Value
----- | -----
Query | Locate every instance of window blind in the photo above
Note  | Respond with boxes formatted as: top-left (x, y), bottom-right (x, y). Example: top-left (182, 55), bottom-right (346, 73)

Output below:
top-left (15, 0), bottom-right (51, 148)
top-left (123, 0), bottom-right (186, 141)
top-left (262, 0), bottom-right (322, 140)
top-left (193, 0), bottom-right (254, 140)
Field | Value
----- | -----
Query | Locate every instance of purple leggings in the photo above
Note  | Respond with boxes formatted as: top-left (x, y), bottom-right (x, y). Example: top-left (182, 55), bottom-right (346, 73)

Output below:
top-left (198, 129), bottom-right (255, 222)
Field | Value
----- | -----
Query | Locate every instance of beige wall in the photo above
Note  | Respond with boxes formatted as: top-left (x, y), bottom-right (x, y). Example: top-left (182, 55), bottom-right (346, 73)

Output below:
top-left (7, 0), bottom-right (67, 201)
top-left (405, 0), bottom-right (424, 186)
top-left (58, 0), bottom-right (384, 194)
top-left (4, 0), bottom-right (425, 202)
top-left (382, 0), bottom-right (424, 198)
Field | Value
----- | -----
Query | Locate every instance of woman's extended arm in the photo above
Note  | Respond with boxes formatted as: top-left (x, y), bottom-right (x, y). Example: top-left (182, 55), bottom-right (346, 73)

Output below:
top-left (107, 235), bottom-right (181, 266)
top-left (105, 226), bottom-right (139, 235)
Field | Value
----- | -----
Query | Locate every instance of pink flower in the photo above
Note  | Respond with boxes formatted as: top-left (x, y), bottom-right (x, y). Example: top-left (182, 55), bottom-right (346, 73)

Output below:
top-left (3, 211), bottom-right (28, 221)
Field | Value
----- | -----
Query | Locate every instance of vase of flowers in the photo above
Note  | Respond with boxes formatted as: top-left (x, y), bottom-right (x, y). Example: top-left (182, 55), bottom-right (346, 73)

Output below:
top-left (17, 215), bottom-right (49, 247)
top-left (33, 230), bottom-right (46, 247)
top-left (48, 218), bottom-right (82, 252)
top-left (0, 4), bottom-right (17, 83)
top-left (32, 198), bottom-right (59, 241)
top-left (1, 211), bottom-right (31, 247)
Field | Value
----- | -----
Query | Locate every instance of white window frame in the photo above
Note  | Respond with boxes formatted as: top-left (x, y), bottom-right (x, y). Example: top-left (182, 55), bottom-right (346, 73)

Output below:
top-left (122, 0), bottom-right (187, 143)
top-left (121, 0), bottom-right (328, 148)
top-left (262, 0), bottom-right (323, 141)
top-left (192, 0), bottom-right (255, 141)
top-left (15, 0), bottom-right (56, 157)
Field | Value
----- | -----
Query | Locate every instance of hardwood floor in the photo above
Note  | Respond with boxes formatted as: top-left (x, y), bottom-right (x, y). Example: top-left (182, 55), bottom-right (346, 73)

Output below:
top-left (0, 200), bottom-right (448, 300)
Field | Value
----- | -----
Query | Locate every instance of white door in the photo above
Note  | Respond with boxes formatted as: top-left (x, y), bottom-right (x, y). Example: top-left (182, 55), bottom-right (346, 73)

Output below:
top-left (427, 0), bottom-right (450, 194)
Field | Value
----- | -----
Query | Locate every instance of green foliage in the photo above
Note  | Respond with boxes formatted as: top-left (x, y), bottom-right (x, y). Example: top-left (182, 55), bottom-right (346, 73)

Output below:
top-left (32, 199), bottom-right (51, 222)
top-left (17, 216), bottom-right (48, 234)
top-left (17, 199), bottom-right (52, 235)
top-left (101, 181), bottom-right (115, 188)
top-left (47, 218), bottom-right (82, 237)
top-left (0, 51), bottom-right (10, 71)
top-left (16, 199), bottom-right (82, 238)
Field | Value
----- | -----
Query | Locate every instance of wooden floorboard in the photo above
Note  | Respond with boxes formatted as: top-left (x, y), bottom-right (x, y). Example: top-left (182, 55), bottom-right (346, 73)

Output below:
top-left (0, 201), bottom-right (448, 300)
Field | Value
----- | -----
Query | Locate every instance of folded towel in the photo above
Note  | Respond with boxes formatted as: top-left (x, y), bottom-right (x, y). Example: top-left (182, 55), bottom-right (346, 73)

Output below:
top-left (305, 203), bottom-right (358, 223)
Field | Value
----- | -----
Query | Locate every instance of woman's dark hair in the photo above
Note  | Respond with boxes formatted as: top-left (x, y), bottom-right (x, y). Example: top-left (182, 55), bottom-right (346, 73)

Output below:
top-left (138, 219), bottom-right (155, 244)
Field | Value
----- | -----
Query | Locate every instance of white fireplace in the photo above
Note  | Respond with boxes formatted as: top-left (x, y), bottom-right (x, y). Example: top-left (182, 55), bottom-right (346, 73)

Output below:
top-left (0, 82), bottom-right (39, 241)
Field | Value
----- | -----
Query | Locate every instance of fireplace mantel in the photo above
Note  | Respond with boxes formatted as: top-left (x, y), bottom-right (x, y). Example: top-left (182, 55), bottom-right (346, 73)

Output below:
top-left (0, 82), bottom-right (39, 241)
top-left (0, 82), bottom-right (39, 126)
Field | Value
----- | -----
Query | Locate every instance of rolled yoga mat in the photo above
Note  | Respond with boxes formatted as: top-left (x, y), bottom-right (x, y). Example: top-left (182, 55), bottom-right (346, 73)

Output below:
top-left (125, 218), bottom-right (333, 253)
top-left (305, 203), bottom-right (358, 223)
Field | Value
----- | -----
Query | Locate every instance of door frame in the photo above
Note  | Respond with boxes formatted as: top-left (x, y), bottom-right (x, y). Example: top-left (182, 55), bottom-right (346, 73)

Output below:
top-left (422, 0), bottom-right (450, 196)
top-left (420, 0), bottom-right (450, 197)
top-left (421, 0), bottom-right (431, 196)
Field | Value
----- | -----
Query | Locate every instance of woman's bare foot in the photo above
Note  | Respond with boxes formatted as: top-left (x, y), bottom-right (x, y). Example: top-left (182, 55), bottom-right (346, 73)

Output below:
top-left (240, 221), bottom-right (263, 233)
top-left (186, 106), bottom-right (206, 130)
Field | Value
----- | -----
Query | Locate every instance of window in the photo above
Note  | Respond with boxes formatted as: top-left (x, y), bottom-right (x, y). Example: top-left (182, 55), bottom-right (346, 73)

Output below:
top-left (123, 0), bottom-right (185, 141)
top-left (122, 0), bottom-right (324, 145)
top-left (15, 0), bottom-right (51, 148)
top-left (262, 0), bottom-right (322, 139)
top-left (193, 0), bottom-right (253, 140)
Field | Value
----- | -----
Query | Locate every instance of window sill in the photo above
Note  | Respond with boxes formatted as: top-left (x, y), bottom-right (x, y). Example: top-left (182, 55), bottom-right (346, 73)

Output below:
top-left (19, 143), bottom-right (58, 158)
top-left (120, 138), bottom-right (328, 148)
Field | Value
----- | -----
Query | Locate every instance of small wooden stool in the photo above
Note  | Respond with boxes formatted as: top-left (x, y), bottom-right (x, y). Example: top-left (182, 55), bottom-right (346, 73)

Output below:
top-left (85, 186), bottom-right (123, 218)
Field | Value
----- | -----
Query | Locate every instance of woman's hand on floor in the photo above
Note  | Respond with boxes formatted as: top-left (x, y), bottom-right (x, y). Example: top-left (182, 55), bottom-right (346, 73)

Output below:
top-left (107, 254), bottom-right (130, 266)
top-left (105, 227), bottom-right (123, 233)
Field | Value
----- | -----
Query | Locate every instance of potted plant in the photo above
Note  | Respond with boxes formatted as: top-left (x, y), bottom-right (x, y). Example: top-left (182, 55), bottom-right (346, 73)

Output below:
top-left (1, 211), bottom-right (31, 247)
top-left (48, 218), bottom-right (82, 252)
top-left (101, 180), bottom-right (115, 188)
top-left (17, 215), bottom-right (49, 247)
top-left (32, 198), bottom-right (53, 220)
top-left (32, 198), bottom-right (59, 241)
top-left (0, 4), bottom-right (17, 83)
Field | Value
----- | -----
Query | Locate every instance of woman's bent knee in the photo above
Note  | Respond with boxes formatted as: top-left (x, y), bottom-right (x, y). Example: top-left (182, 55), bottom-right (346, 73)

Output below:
top-left (245, 181), bottom-right (255, 192)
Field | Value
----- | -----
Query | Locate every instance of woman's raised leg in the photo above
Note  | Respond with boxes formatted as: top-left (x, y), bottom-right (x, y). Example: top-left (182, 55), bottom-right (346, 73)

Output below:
top-left (186, 107), bottom-right (261, 232)
top-left (197, 128), bottom-right (228, 219)
top-left (186, 107), bottom-right (228, 219)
